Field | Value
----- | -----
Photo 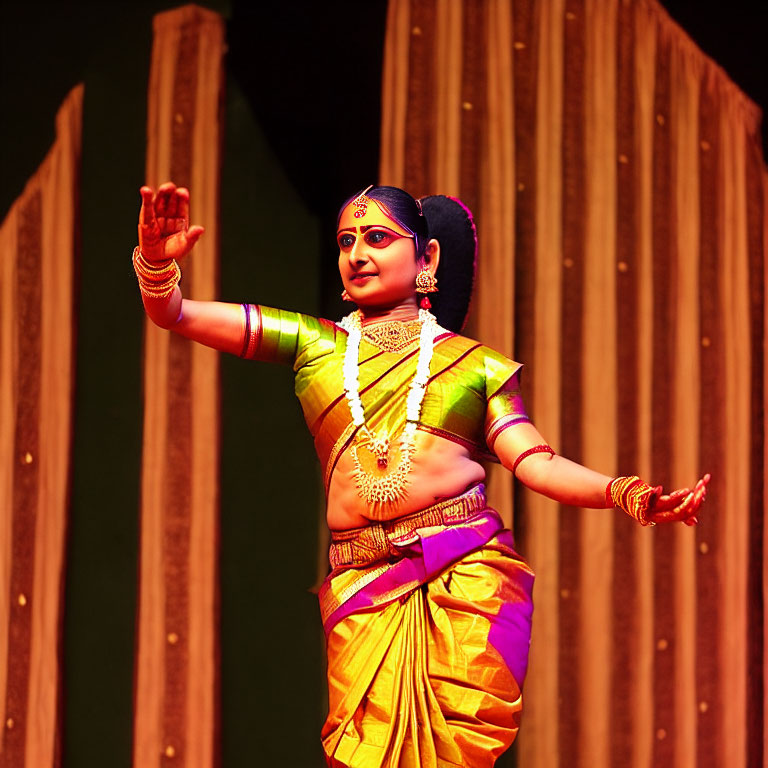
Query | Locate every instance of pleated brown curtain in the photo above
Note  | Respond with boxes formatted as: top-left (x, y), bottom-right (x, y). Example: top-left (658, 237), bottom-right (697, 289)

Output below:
top-left (380, 1), bottom-right (766, 766)
top-left (132, 7), bottom-right (225, 768)
top-left (0, 84), bottom-right (83, 768)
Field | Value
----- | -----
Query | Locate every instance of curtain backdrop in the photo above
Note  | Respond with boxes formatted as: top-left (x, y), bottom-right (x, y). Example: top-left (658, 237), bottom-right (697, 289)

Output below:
top-left (132, 7), bottom-right (225, 768)
top-left (0, 84), bottom-right (83, 768)
top-left (380, 1), bottom-right (766, 767)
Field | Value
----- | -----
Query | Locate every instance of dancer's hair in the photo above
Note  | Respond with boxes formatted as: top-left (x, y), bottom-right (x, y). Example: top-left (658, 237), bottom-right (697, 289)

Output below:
top-left (338, 186), bottom-right (478, 332)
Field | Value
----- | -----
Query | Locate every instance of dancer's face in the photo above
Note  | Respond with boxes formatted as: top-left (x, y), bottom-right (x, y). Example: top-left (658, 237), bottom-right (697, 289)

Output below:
top-left (337, 200), bottom-right (421, 310)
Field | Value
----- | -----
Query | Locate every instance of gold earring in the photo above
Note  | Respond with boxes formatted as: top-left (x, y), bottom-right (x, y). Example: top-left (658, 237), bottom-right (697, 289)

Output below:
top-left (341, 289), bottom-right (353, 302)
top-left (415, 268), bottom-right (437, 310)
top-left (415, 268), bottom-right (437, 294)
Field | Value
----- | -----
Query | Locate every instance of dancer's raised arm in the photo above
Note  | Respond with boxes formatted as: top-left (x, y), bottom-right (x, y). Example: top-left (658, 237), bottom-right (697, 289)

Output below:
top-left (135, 183), bottom-right (245, 355)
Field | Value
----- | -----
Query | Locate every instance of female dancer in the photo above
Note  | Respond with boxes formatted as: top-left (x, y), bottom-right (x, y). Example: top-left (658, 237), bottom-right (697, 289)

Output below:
top-left (134, 182), bottom-right (708, 767)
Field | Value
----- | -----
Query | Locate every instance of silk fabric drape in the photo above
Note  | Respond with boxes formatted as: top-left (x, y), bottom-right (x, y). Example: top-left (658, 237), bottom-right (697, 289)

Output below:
top-left (380, 1), bottom-right (766, 766)
top-left (0, 84), bottom-right (82, 768)
top-left (133, 7), bottom-right (225, 768)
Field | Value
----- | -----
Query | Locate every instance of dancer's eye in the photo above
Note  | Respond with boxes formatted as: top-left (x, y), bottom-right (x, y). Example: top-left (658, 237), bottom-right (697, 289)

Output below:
top-left (364, 230), bottom-right (392, 246)
top-left (338, 233), bottom-right (355, 249)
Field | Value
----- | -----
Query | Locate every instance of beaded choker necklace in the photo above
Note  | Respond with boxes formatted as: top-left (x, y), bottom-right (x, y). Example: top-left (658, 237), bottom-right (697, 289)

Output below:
top-left (338, 309), bottom-right (438, 508)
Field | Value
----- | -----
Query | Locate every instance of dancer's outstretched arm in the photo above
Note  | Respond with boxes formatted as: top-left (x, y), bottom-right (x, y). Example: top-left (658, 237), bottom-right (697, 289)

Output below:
top-left (494, 421), bottom-right (709, 525)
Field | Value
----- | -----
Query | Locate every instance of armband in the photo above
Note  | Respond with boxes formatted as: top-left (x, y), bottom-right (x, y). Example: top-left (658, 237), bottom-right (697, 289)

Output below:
top-left (485, 371), bottom-right (531, 449)
top-left (240, 303), bottom-right (262, 359)
top-left (512, 444), bottom-right (555, 475)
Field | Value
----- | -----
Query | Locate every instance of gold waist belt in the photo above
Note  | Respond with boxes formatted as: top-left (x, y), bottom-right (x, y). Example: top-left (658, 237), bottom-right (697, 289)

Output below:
top-left (329, 484), bottom-right (488, 568)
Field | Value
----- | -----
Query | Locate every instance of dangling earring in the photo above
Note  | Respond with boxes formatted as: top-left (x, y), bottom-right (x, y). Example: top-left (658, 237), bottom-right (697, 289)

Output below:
top-left (341, 289), bottom-right (353, 302)
top-left (415, 268), bottom-right (438, 310)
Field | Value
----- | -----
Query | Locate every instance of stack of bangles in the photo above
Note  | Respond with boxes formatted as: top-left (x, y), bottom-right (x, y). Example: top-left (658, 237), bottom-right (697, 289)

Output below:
top-left (133, 246), bottom-right (181, 299)
top-left (513, 445), bottom-right (661, 527)
top-left (605, 475), bottom-right (662, 526)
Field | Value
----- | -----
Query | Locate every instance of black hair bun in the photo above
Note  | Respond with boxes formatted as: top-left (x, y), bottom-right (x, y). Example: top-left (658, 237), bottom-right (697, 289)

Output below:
top-left (420, 195), bottom-right (477, 332)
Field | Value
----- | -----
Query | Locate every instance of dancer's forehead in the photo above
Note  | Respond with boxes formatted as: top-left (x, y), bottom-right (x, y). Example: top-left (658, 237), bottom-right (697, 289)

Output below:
top-left (337, 197), bottom-right (413, 238)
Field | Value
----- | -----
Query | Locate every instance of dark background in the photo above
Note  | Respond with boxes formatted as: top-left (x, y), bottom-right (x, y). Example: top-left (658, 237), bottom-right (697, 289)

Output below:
top-left (0, 1), bottom-right (764, 766)
top-left (2, 0), bottom-right (766, 227)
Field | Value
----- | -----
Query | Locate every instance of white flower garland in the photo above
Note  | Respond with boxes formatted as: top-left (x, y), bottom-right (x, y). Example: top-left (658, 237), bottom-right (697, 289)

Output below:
top-left (338, 309), bottom-right (438, 505)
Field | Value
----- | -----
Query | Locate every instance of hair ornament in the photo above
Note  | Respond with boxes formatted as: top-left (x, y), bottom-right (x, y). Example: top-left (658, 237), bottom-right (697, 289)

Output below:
top-left (415, 198), bottom-right (423, 216)
top-left (352, 184), bottom-right (374, 218)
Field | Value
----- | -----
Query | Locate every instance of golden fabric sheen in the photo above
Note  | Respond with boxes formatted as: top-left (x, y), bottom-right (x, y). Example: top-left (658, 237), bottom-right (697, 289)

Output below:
top-left (243, 306), bottom-right (529, 491)
top-left (381, 0), bottom-right (768, 763)
top-left (320, 502), bottom-right (534, 767)
top-left (243, 309), bottom-right (536, 764)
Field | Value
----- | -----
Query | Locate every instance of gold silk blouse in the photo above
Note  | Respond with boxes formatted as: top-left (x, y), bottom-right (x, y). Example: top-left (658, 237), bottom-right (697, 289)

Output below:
top-left (241, 305), bottom-right (530, 492)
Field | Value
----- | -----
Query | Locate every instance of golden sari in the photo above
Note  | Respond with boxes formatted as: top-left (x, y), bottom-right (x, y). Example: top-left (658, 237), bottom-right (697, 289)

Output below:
top-left (242, 307), bottom-right (535, 766)
top-left (319, 485), bottom-right (534, 767)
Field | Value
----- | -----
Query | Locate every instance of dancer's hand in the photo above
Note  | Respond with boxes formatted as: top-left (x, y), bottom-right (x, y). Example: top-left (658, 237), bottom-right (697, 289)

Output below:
top-left (138, 182), bottom-right (205, 263)
top-left (646, 473), bottom-right (710, 526)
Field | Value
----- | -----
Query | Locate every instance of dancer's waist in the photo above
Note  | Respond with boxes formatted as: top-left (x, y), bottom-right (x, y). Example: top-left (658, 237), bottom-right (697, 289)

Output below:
top-left (329, 484), bottom-right (488, 568)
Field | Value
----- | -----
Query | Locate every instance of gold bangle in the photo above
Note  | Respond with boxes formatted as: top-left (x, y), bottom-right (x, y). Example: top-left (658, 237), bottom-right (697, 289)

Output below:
top-left (137, 278), bottom-right (180, 299)
top-left (132, 246), bottom-right (177, 278)
top-left (133, 246), bottom-right (180, 299)
top-left (608, 475), bottom-right (660, 526)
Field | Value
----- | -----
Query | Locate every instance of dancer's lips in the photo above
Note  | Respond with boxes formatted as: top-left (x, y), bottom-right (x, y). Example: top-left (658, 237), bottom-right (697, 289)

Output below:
top-left (350, 273), bottom-right (377, 283)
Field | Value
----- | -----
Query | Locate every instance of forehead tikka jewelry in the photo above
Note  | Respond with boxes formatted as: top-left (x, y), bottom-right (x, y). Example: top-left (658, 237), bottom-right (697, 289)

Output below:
top-left (352, 184), bottom-right (374, 218)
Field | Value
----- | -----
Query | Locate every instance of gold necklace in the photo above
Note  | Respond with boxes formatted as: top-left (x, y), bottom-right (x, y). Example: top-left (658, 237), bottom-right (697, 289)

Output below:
top-left (361, 318), bottom-right (423, 353)
top-left (339, 310), bottom-right (438, 512)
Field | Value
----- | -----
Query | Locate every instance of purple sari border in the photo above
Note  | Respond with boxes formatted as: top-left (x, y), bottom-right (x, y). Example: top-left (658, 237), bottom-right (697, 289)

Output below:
top-left (489, 597), bottom-right (535, 686)
top-left (321, 510), bottom-right (507, 635)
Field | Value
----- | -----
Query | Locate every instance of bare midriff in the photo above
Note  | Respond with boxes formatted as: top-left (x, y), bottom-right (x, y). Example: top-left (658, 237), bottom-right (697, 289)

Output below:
top-left (326, 429), bottom-right (487, 530)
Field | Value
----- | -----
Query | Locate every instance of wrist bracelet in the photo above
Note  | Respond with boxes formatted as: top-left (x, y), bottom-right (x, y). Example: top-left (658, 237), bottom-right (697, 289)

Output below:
top-left (608, 475), bottom-right (661, 526)
top-left (133, 246), bottom-right (181, 299)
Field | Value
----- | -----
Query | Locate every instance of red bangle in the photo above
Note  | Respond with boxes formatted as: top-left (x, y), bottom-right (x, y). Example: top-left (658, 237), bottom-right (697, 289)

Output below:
top-left (512, 444), bottom-right (555, 475)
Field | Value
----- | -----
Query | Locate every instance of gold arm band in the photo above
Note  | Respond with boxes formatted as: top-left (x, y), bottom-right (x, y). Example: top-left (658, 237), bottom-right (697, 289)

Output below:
top-left (240, 303), bottom-right (262, 359)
